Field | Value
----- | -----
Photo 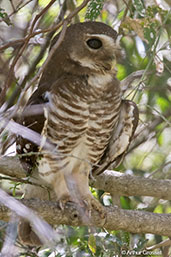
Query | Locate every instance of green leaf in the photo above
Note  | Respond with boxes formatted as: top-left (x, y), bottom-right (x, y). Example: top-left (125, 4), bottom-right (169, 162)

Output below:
top-left (0, 8), bottom-right (7, 18)
top-left (121, 231), bottom-right (130, 246)
top-left (9, 182), bottom-right (22, 197)
top-left (120, 196), bottom-right (131, 209)
top-left (154, 204), bottom-right (163, 214)
top-left (116, 64), bottom-right (127, 81)
top-left (85, 0), bottom-right (105, 21)
top-left (157, 133), bottom-right (163, 146)
top-left (143, 25), bottom-right (156, 47)
top-left (88, 234), bottom-right (96, 254)
top-left (133, 0), bottom-right (145, 16)
top-left (157, 96), bottom-right (170, 112)
top-left (118, 9), bottom-right (125, 20)
top-left (0, 8), bottom-right (11, 25)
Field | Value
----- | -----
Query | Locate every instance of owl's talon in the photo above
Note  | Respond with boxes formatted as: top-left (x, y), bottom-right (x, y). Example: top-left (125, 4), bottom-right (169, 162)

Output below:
top-left (59, 201), bottom-right (64, 210)
top-left (58, 195), bottom-right (72, 210)
top-left (81, 194), bottom-right (106, 225)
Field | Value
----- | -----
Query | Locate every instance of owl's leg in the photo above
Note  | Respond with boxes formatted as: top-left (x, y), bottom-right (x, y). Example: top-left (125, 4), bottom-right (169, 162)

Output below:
top-left (51, 172), bottom-right (74, 210)
top-left (51, 169), bottom-right (106, 225)
top-left (66, 169), bottom-right (106, 225)
top-left (49, 168), bottom-right (106, 225)
top-left (82, 193), bottom-right (106, 220)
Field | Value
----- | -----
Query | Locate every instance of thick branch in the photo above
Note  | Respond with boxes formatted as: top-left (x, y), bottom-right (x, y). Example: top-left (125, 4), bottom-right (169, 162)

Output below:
top-left (0, 199), bottom-right (171, 237)
top-left (0, 157), bottom-right (26, 178)
top-left (0, 157), bottom-right (171, 200)
top-left (0, 157), bottom-right (171, 237)
top-left (91, 170), bottom-right (171, 200)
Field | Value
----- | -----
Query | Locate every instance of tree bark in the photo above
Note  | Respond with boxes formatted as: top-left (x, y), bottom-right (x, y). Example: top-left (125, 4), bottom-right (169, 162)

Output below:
top-left (0, 198), bottom-right (171, 237)
top-left (0, 156), bottom-right (171, 238)
top-left (0, 157), bottom-right (171, 200)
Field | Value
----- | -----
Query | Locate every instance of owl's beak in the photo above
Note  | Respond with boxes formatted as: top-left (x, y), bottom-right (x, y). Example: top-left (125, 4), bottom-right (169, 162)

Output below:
top-left (102, 58), bottom-right (117, 72)
top-left (103, 62), bottom-right (112, 71)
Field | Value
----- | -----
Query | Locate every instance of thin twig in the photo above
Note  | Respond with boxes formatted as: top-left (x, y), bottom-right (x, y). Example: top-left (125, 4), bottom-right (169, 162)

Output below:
top-left (0, 175), bottom-right (49, 189)
top-left (5, 1), bottom-right (91, 113)
top-left (5, 0), bottom-right (69, 109)
top-left (0, 0), bottom-right (35, 23)
top-left (120, 70), bottom-right (152, 93)
top-left (146, 239), bottom-right (171, 251)
top-left (0, 0), bottom-right (56, 105)
top-left (9, 20), bottom-right (68, 119)
top-left (9, 0), bottom-right (16, 12)
top-left (0, 0), bottom-right (91, 111)
top-left (128, 109), bottom-right (171, 153)
top-left (29, 0), bottom-right (56, 35)
top-left (0, 0), bottom-right (91, 52)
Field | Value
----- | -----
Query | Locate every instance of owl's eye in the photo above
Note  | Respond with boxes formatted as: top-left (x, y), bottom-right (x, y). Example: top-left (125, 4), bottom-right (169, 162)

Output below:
top-left (86, 38), bottom-right (102, 49)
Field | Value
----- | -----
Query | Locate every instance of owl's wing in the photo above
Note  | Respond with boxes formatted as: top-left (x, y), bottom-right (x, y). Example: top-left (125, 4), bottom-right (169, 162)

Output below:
top-left (16, 75), bottom-right (82, 172)
top-left (16, 84), bottom-right (49, 173)
top-left (16, 85), bottom-right (54, 246)
top-left (93, 100), bottom-right (139, 175)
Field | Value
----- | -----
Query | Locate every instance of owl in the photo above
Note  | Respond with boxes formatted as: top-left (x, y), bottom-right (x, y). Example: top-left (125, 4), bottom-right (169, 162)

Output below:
top-left (17, 21), bottom-right (139, 245)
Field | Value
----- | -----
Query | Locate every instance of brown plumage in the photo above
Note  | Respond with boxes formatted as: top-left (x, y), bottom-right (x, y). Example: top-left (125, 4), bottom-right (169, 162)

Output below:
top-left (17, 21), bottom-right (138, 245)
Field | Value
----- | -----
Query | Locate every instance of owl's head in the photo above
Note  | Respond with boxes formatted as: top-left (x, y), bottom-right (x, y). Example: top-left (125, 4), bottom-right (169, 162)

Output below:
top-left (51, 22), bottom-right (119, 74)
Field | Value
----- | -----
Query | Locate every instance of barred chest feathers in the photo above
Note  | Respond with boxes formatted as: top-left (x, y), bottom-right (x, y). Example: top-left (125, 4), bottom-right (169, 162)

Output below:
top-left (38, 72), bottom-right (121, 184)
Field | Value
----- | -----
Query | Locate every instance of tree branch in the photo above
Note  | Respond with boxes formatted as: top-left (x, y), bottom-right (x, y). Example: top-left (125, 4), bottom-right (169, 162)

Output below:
top-left (0, 0), bottom-right (91, 52)
top-left (0, 189), bottom-right (57, 245)
top-left (0, 156), bottom-right (171, 237)
top-left (0, 156), bottom-right (26, 178)
top-left (0, 157), bottom-right (171, 200)
top-left (0, 118), bottom-right (56, 151)
top-left (91, 170), bottom-right (171, 200)
top-left (0, 198), bottom-right (171, 237)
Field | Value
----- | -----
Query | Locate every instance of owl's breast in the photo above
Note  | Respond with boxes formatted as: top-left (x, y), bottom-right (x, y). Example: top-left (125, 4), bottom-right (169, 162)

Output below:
top-left (38, 74), bottom-right (121, 181)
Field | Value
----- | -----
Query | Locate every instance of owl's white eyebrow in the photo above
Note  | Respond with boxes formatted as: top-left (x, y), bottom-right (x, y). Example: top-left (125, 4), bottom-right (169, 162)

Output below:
top-left (86, 34), bottom-right (114, 46)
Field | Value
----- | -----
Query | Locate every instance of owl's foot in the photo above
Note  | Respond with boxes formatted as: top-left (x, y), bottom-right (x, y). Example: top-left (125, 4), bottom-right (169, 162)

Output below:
top-left (58, 193), bottom-right (106, 226)
top-left (82, 194), bottom-right (106, 226)
top-left (58, 195), bottom-right (73, 210)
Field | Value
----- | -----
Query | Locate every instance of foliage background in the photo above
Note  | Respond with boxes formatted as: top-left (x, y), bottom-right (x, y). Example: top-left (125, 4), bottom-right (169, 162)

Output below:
top-left (0, 0), bottom-right (170, 256)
